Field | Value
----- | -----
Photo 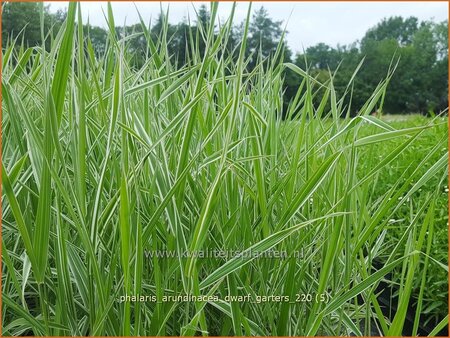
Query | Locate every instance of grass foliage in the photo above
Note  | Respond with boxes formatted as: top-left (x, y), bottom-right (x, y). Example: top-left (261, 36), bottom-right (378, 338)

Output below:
top-left (1, 3), bottom-right (448, 336)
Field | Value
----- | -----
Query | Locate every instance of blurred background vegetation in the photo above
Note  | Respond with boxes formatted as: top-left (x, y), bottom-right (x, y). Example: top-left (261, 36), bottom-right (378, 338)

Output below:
top-left (2, 2), bottom-right (448, 116)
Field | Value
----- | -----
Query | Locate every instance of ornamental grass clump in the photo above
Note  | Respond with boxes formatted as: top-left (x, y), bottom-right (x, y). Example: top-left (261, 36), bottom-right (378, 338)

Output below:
top-left (1, 2), bottom-right (448, 336)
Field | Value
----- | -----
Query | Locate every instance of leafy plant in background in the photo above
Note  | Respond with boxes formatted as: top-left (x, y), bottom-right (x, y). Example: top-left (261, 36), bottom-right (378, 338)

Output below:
top-left (2, 2), bottom-right (448, 116)
top-left (1, 2), bottom-right (448, 336)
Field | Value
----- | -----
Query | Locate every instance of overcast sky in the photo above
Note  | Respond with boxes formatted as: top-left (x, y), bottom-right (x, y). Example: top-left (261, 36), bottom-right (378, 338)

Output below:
top-left (47, 1), bottom-right (448, 53)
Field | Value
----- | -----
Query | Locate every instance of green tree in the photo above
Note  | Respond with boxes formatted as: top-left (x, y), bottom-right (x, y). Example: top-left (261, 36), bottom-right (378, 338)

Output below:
top-left (247, 7), bottom-right (288, 68)
top-left (2, 2), bottom-right (64, 49)
top-left (84, 25), bottom-right (108, 56)
top-left (299, 43), bottom-right (341, 70)
top-left (292, 16), bottom-right (448, 115)
top-left (195, 4), bottom-right (210, 28)
top-left (408, 21), bottom-right (448, 113)
top-left (431, 20), bottom-right (449, 112)
top-left (360, 18), bottom-right (448, 113)
top-left (361, 16), bottom-right (419, 47)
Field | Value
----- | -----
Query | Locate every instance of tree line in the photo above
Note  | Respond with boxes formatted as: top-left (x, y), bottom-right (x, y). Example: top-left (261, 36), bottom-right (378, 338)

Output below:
top-left (2, 2), bottom-right (448, 115)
